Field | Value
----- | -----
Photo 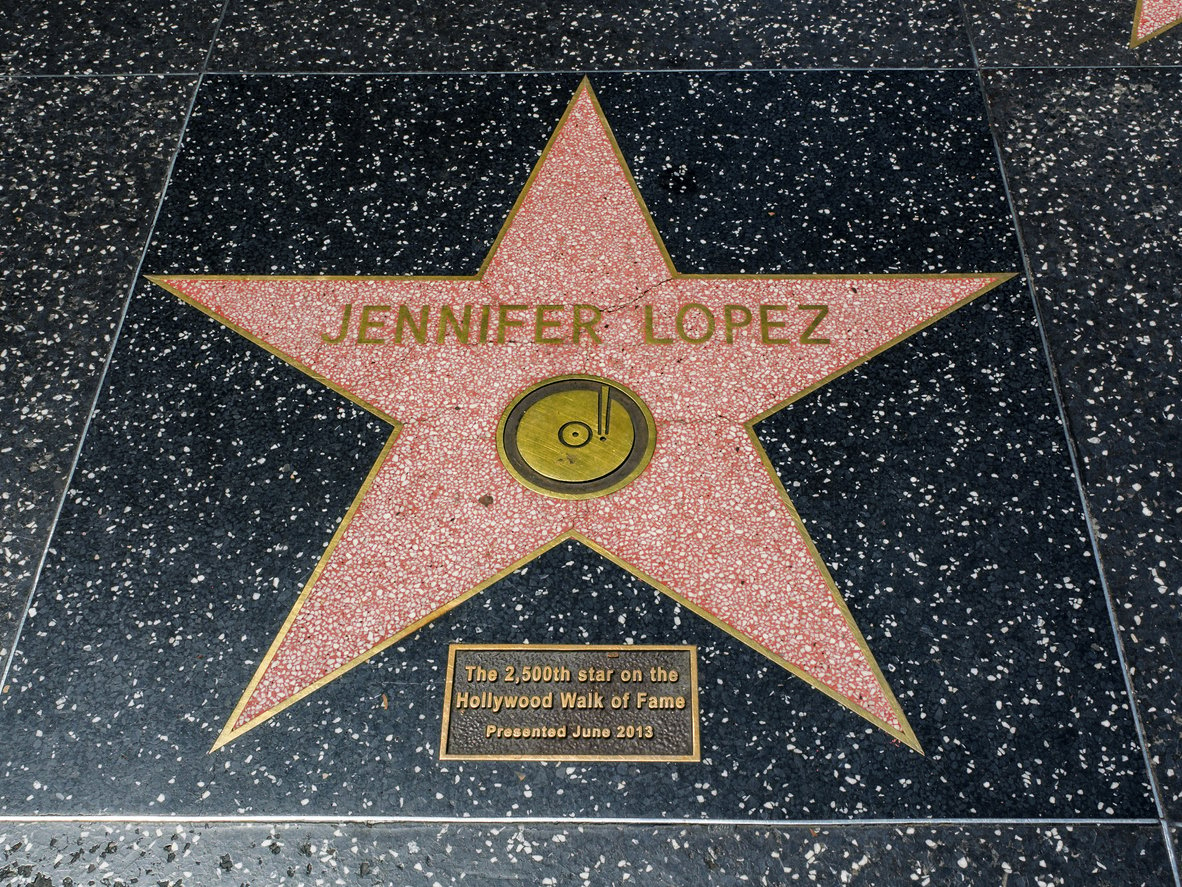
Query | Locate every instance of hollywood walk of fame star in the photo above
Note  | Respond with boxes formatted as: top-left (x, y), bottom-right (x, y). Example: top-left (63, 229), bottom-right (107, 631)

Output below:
top-left (149, 80), bottom-right (1013, 753)
top-left (1131, 0), bottom-right (1182, 45)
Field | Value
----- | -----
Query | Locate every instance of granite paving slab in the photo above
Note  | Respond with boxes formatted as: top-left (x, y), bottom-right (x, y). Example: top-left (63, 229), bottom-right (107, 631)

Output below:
top-left (0, 72), bottom-right (1155, 824)
top-left (983, 65), bottom-right (1182, 820)
top-left (0, 74), bottom-right (194, 669)
top-left (209, 0), bottom-right (975, 71)
top-left (0, 0), bottom-right (225, 75)
top-left (0, 821), bottom-right (1173, 885)
top-left (963, 0), bottom-right (1182, 66)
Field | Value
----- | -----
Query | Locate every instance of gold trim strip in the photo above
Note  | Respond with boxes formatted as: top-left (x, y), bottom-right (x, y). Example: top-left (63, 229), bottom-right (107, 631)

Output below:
top-left (145, 79), bottom-right (1019, 754)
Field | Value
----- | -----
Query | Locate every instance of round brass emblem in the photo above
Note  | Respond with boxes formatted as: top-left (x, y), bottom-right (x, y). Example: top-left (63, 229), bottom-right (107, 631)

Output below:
top-left (497, 375), bottom-right (657, 499)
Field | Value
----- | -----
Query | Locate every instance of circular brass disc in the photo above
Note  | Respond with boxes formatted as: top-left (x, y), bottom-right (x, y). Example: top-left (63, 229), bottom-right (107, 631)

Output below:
top-left (498, 375), bottom-right (657, 499)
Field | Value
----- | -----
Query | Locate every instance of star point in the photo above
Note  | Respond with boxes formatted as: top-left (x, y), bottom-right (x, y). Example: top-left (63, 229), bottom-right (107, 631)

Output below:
top-left (1131, 0), bottom-right (1182, 45)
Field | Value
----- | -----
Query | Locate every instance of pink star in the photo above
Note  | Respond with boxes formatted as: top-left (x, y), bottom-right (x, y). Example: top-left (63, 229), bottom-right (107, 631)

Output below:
top-left (151, 81), bottom-right (1012, 752)
top-left (1132, 0), bottom-right (1182, 45)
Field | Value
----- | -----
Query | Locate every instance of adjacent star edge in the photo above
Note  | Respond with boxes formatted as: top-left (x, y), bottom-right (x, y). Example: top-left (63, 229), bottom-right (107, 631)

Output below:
top-left (1130, 0), bottom-right (1182, 46)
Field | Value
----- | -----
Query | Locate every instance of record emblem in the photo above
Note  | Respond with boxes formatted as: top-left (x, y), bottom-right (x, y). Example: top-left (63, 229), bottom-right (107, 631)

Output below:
top-left (498, 375), bottom-right (657, 499)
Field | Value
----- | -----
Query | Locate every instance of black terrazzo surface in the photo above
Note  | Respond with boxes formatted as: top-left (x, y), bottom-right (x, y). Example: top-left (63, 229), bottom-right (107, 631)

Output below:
top-left (4, 0), bottom-right (1182, 880)
top-left (208, 0), bottom-right (974, 71)
top-left (984, 67), bottom-right (1182, 818)
top-left (0, 822), bottom-right (1173, 885)
top-left (0, 75), bottom-right (192, 669)
top-left (964, 0), bottom-right (1182, 66)
top-left (0, 73), bottom-right (1153, 822)
top-left (0, 1), bottom-right (224, 75)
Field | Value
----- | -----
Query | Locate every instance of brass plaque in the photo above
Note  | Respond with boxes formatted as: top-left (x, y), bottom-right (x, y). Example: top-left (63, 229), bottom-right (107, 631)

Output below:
top-left (440, 645), bottom-right (699, 761)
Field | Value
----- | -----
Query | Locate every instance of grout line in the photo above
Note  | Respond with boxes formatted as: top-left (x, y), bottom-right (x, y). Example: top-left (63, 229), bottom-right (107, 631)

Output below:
top-left (3, 68), bottom-right (970, 80)
top-left (964, 11), bottom-right (1179, 881)
top-left (970, 63), bottom-right (1181, 887)
top-left (1166, 820), bottom-right (1182, 882)
top-left (956, 21), bottom-right (1182, 881)
top-left (193, 63), bottom-right (1182, 75)
top-left (5, 63), bottom-right (1182, 84)
top-left (199, 66), bottom-right (976, 75)
top-left (2, 72), bottom-right (200, 79)
top-left (0, 0), bottom-right (235, 695)
top-left (980, 63), bottom-right (1182, 70)
top-left (954, 0), bottom-right (985, 74)
top-left (0, 815), bottom-right (1165, 828)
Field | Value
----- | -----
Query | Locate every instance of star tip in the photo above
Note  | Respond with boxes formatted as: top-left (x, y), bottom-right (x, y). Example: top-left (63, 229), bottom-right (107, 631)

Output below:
top-left (209, 723), bottom-right (241, 754)
top-left (968, 272), bottom-right (1018, 300)
top-left (575, 77), bottom-right (601, 106)
top-left (891, 724), bottom-right (924, 755)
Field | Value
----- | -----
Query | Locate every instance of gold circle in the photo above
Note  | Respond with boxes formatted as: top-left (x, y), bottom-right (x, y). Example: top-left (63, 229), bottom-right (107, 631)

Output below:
top-left (557, 420), bottom-right (594, 449)
top-left (497, 375), bottom-right (657, 500)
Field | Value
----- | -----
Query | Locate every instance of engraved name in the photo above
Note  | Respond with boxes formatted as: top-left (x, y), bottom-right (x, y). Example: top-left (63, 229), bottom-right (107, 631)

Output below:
top-left (320, 303), bottom-right (830, 346)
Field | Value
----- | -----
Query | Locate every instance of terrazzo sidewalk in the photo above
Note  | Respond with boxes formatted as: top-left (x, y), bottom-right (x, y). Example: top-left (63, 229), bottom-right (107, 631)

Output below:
top-left (1, 1), bottom-right (1179, 884)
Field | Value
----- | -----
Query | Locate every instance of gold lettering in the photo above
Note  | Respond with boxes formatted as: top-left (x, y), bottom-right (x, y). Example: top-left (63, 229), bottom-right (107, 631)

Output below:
top-left (321, 303), bottom-right (352, 344)
top-left (675, 303), bottom-right (715, 344)
top-left (478, 305), bottom-right (491, 343)
top-left (394, 305), bottom-right (428, 344)
top-left (497, 304), bottom-right (528, 343)
top-left (759, 304), bottom-right (791, 345)
top-left (438, 305), bottom-right (472, 344)
top-left (357, 304), bottom-right (389, 344)
top-left (534, 304), bottom-right (565, 344)
top-left (723, 304), bottom-right (752, 343)
top-left (797, 304), bottom-right (831, 344)
top-left (643, 304), bottom-right (673, 344)
top-left (573, 304), bottom-right (603, 345)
